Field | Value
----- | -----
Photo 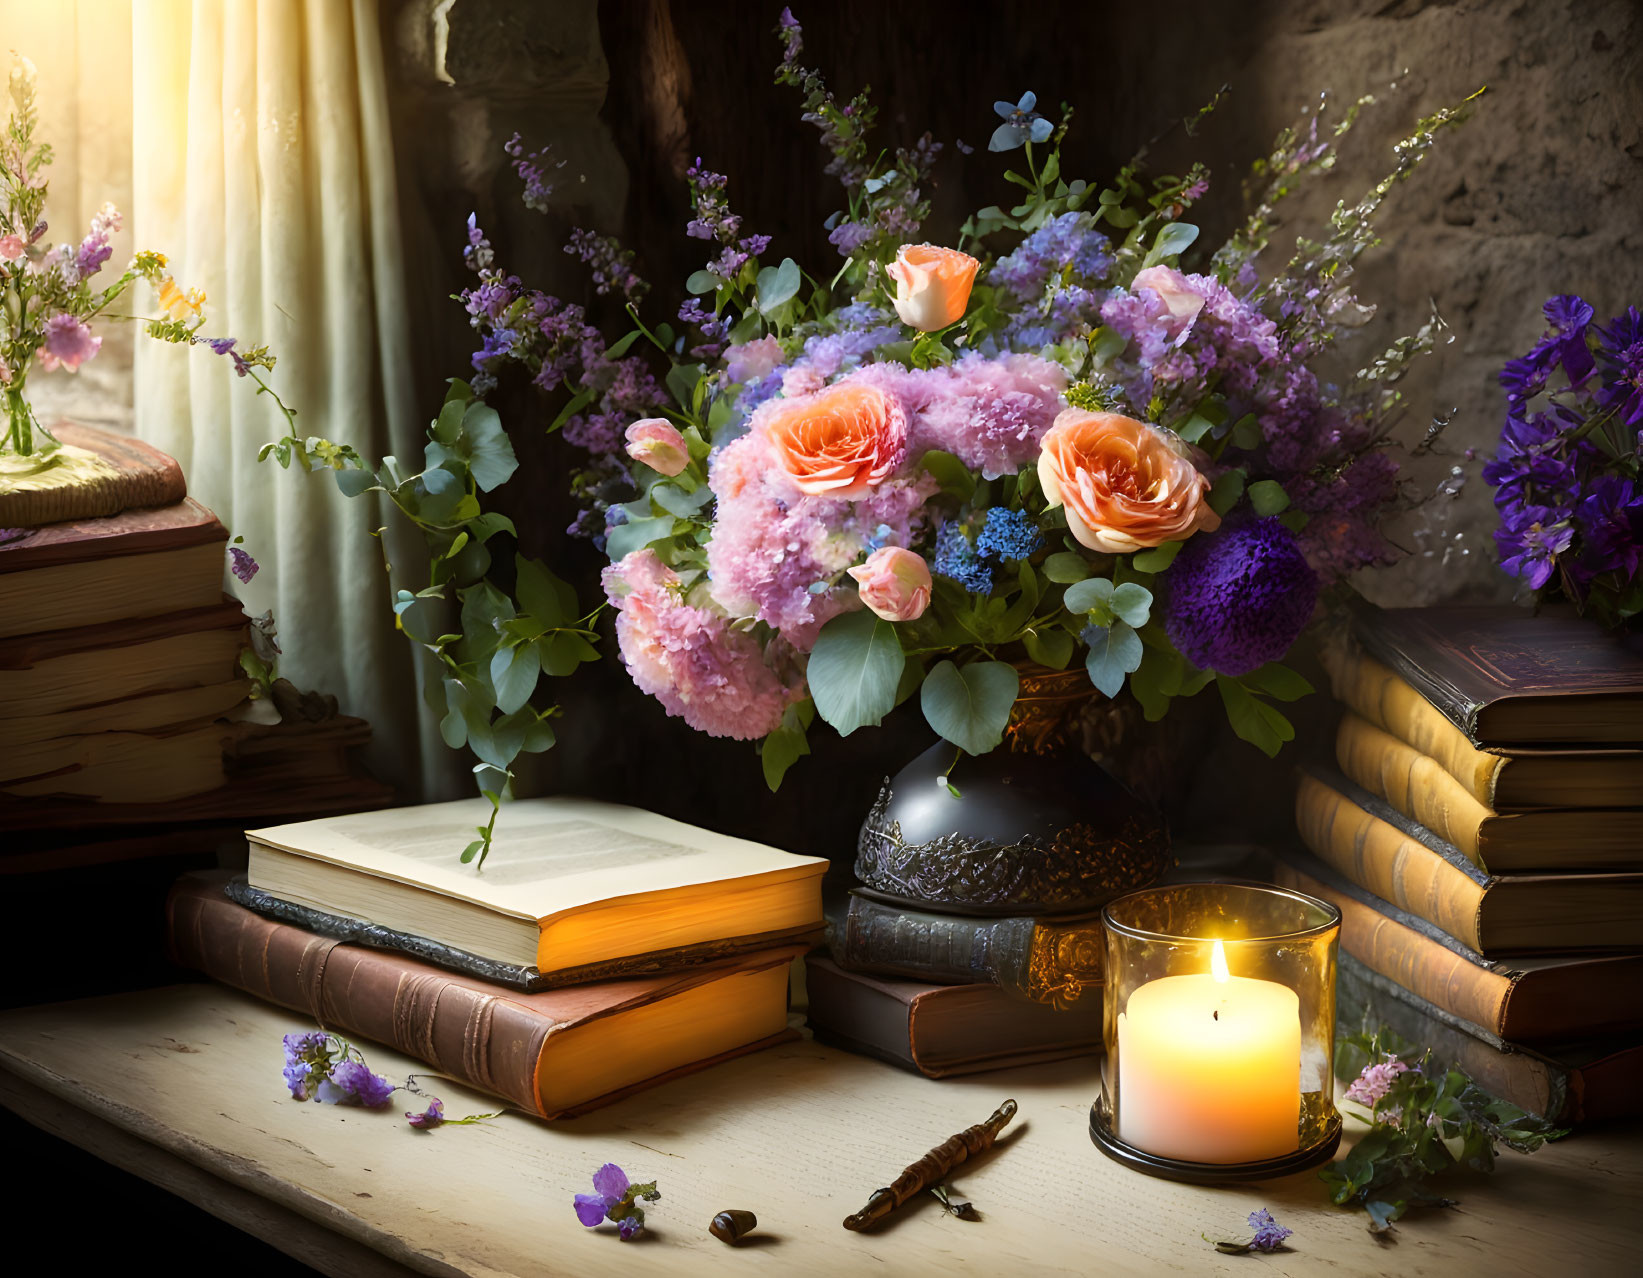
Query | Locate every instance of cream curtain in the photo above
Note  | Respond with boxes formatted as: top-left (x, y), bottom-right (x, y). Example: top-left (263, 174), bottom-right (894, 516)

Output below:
top-left (131, 0), bottom-right (450, 797)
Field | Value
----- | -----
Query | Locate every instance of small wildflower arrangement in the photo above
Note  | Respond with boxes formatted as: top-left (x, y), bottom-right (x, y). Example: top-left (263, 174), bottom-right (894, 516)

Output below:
top-left (1204, 1207), bottom-right (1292, 1255)
top-left (264, 11), bottom-right (1475, 861)
top-left (1484, 295), bottom-right (1643, 626)
top-left (573, 1163), bottom-right (661, 1241)
top-left (281, 1031), bottom-right (500, 1131)
top-left (1321, 1025), bottom-right (1566, 1235)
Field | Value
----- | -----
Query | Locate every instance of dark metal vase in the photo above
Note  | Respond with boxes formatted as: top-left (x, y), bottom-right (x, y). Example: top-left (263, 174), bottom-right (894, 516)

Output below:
top-left (854, 666), bottom-right (1172, 915)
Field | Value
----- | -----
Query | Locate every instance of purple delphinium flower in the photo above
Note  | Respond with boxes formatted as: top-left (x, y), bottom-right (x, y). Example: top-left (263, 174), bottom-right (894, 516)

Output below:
top-left (1538, 293), bottom-right (1596, 387)
top-left (1573, 474), bottom-right (1643, 581)
top-left (229, 546), bottom-right (259, 583)
top-left (1164, 518), bottom-right (1318, 676)
top-left (406, 1097), bottom-right (445, 1130)
top-left (1596, 306), bottom-right (1643, 427)
top-left (1247, 1208), bottom-right (1292, 1252)
top-left (317, 1058), bottom-right (396, 1108)
top-left (573, 1163), bottom-right (658, 1240)
top-left (1494, 504), bottom-right (1574, 589)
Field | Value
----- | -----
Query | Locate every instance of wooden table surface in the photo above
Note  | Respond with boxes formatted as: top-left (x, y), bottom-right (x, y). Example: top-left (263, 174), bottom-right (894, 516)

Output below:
top-left (0, 983), bottom-right (1636, 1277)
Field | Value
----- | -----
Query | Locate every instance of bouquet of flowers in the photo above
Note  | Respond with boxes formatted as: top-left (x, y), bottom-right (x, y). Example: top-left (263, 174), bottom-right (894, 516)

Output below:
top-left (1484, 294), bottom-right (1643, 625)
top-left (268, 13), bottom-right (1472, 856)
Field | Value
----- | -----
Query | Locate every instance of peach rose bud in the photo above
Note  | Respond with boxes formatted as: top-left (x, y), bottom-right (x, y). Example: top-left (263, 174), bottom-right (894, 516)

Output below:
top-left (1130, 265), bottom-right (1205, 342)
top-left (763, 381), bottom-right (908, 499)
top-left (886, 244), bottom-right (980, 332)
top-left (625, 417), bottom-right (690, 477)
top-left (1038, 408), bottom-right (1219, 554)
top-left (848, 546), bottom-right (932, 622)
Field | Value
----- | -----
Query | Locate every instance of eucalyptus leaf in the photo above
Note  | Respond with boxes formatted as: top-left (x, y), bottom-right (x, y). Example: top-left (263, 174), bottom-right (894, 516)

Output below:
top-left (1064, 576), bottom-right (1115, 616)
top-left (335, 468), bottom-right (378, 498)
top-left (652, 483), bottom-right (713, 518)
top-left (1248, 479), bottom-right (1291, 515)
top-left (1084, 621), bottom-right (1143, 697)
top-left (808, 610), bottom-right (905, 737)
top-left (1109, 582), bottom-right (1153, 628)
top-left (757, 257), bottom-right (802, 313)
top-left (490, 642), bottom-right (541, 715)
top-left (460, 402), bottom-right (519, 491)
top-left (1131, 541), bottom-right (1182, 573)
top-left (1142, 221), bottom-right (1200, 268)
top-left (920, 660), bottom-right (1020, 755)
top-left (1208, 469), bottom-right (1247, 517)
top-left (685, 269), bottom-right (721, 296)
top-left (1043, 551), bottom-right (1092, 584)
top-left (605, 513), bottom-right (678, 560)
top-left (1022, 625), bottom-right (1075, 670)
top-left (761, 705), bottom-right (811, 792)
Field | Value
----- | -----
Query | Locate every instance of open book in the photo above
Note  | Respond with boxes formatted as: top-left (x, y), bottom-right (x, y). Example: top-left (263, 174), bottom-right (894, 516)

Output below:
top-left (246, 796), bottom-right (827, 988)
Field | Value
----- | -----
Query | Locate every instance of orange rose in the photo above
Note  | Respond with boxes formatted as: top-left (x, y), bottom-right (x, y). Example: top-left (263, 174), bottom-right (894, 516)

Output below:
top-left (762, 381), bottom-right (907, 499)
top-left (1037, 408), bottom-right (1219, 553)
top-left (886, 244), bottom-right (980, 331)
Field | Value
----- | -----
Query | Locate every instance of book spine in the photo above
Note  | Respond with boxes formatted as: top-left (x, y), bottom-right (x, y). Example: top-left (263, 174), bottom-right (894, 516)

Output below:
top-left (1336, 714), bottom-right (1492, 864)
top-left (1337, 955), bottom-right (1565, 1123)
top-left (1324, 646), bottom-right (1503, 807)
top-left (1273, 862), bottom-right (1512, 1036)
top-left (166, 880), bottom-right (549, 1115)
top-left (837, 902), bottom-right (1103, 1008)
top-left (1294, 772), bottom-right (1488, 951)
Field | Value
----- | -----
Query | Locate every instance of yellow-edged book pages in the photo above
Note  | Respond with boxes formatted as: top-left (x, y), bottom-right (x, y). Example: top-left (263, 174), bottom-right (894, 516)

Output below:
top-left (246, 796), bottom-right (827, 978)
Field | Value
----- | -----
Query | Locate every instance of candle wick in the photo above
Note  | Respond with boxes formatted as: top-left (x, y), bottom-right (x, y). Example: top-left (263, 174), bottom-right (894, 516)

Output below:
top-left (1212, 1009), bottom-right (1219, 1021)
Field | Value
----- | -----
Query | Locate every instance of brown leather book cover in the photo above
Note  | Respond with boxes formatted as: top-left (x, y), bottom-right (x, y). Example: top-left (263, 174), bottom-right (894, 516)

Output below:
top-left (165, 872), bottom-right (801, 1119)
top-left (804, 954), bottom-right (1101, 1077)
top-left (1350, 601), bottom-right (1643, 745)
top-left (0, 495), bottom-right (224, 574)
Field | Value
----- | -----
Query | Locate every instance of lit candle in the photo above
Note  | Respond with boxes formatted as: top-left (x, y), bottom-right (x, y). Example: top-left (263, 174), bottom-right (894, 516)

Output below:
top-left (1115, 939), bottom-right (1301, 1163)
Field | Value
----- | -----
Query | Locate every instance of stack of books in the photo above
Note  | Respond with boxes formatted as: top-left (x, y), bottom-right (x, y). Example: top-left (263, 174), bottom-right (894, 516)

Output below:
top-left (166, 797), bottom-right (829, 1119)
top-left (1277, 604), bottom-right (1643, 1123)
top-left (806, 890), bottom-right (1106, 1077)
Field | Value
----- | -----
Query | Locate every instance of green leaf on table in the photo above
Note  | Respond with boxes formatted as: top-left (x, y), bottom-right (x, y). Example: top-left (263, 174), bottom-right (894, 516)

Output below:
top-left (920, 659), bottom-right (1020, 755)
top-left (807, 609), bottom-right (905, 736)
top-left (1043, 551), bottom-right (1092, 584)
top-left (1109, 582), bottom-right (1153, 628)
top-left (1248, 479), bottom-right (1291, 515)
top-left (1022, 625), bottom-right (1075, 670)
top-left (1084, 621), bottom-right (1143, 697)
top-left (1130, 541), bottom-right (1182, 573)
top-left (757, 257), bottom-right (802, 313)
top-left (1216, 675), bottom-right (1295, 757)
top-left (490, 642), bottom-right (541, 715)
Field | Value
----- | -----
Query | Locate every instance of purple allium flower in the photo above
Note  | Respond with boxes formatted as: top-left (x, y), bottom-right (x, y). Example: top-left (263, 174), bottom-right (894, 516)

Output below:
top-left (976, 507), bottom-right (1043, 562)
top-left (1164, 518), bottom-right (1318, 676)
top-left (406, 1097), bottom-right (445, 1130)
top-left (1247, 1208), bottom-right (1292, 1252)
top-left (317, 1059), bottom-right (395, 1108)
top-left (229, 546), bottom-right (259, 583)
top-left (1344, 1054), bottom-right (1411, 1109)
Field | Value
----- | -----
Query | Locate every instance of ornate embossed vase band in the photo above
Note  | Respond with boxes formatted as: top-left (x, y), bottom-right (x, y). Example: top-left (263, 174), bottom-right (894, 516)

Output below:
top-left (854, 664), bottom-right (1171, 916)
top-left (1090, 881), bottom-right (1342, 1184)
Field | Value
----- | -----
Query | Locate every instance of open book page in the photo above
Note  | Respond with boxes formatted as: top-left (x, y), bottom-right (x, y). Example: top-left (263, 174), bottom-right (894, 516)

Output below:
top-left (248, 796), bottom-right (826, 922)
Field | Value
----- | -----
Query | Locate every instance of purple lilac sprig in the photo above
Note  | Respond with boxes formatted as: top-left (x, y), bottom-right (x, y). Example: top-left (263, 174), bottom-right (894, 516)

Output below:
top-left (505, 132), bottom-right (564, 214)
top-left (573, 1163), bottom-right (661, 1241)
top-left (565, 227), bottom-right (648, 303)
top-left (281, 1032), bottom-right (500, 1131)
top-left (686, 158), bottom-right (770, 282)
top-left (1204, 1207), bottom-right (1293, 1255)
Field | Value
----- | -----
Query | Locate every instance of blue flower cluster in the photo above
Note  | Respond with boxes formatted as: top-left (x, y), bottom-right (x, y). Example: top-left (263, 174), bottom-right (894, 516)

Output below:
top-left (934, 510), bottom-right (1045, 595)
top-left (1163, 518), bottom-right (1317, 676)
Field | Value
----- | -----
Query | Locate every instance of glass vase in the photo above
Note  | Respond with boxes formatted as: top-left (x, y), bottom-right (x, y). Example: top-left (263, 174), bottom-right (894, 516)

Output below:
top-left (2, 381), bottom-right (57, 458)
top-left (1090, 880), bottom-right (1342, 1183)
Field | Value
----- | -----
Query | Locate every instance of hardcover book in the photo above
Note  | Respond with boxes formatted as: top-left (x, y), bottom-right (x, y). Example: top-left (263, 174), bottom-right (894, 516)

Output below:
top-left (166, 872), bottom-right (803, 1119)
top-left (832, 890), bottom-right (1103, 1008)
top-left (244, 795), bottom-right (828, 978)
top-left (0, 496), bottom-right (228, 638)
top-left (1337, 953), bottom-right (1643, 1125)
top-left (0, 421), bottom-right (188, 528)
top-left (804, 954), bottom-right (1103, 1078)
top-left (1349, 601), bottom-right (1643, 746)
top-left (1274, 854), bottom-right (1643, 1042)
top-left (1294, 768), bottom-right (1643, 953)
top-left (1335, 713), bottom-right (1643, 872)
top-left (1323, 644), bottom-right (1643, 810)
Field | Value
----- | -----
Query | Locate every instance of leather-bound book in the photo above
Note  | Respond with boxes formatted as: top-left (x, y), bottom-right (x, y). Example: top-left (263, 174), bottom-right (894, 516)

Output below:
top-left (0, 497), bottom-right (228, 639)
top-left (832, 891), bottom-right (1103, 1008)
top-left (804, 954), bottom-right (1102, 1078)
top-left (1293, 768), bottom-right (1643, 953)
top-left (1323, 646), bottom-right (1643, 810)
top-left (1338, 954), bottom-right (1643, 1125)
top-left (166, 872), bottom-right (802, 1120)
top-left (1274, 854), bottom-right (1643, 1042)
top-left (1348, 602), bottom-right (1643, 746)
top-left (1335, 713), bottom-right (1643, 871)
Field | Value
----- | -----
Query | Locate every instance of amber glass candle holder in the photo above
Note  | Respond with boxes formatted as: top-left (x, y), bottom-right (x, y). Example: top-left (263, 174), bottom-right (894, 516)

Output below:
top-left (1089, 881), bottom-right (1342, 1184)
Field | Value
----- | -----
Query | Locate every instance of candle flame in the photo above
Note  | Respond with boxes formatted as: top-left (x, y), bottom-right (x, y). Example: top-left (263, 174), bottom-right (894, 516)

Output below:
top-left (1211, 938), bottom-right (1230, 983)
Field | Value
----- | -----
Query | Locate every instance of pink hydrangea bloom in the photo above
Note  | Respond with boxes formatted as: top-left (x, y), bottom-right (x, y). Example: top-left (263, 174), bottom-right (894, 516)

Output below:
top-left (603, 548), bottom-right (798, 739)
top-left (37, 314), bottom-right (102, 372)
top-left (724, 335), bottom-right (785, 385)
